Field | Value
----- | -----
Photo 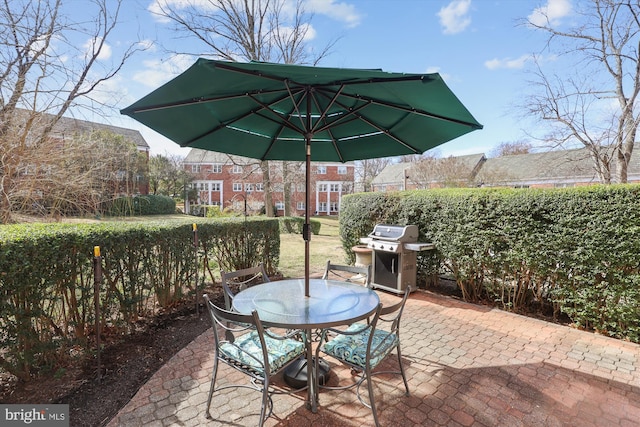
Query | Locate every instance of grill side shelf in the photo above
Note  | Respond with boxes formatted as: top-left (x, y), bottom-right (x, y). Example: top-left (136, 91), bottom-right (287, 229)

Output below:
top-left (404, 243), bottom-right (435, 251)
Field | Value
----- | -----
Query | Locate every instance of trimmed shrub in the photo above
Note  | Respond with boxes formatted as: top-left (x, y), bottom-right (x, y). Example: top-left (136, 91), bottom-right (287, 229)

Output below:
top-left (0, 217), bottom-right (279, 380)
top-left (278, 216), bottom-right (321, 235)
top-left (340, 186), bottom-right (640, 343)
top-left (104, 195), bottom-right (176, 216)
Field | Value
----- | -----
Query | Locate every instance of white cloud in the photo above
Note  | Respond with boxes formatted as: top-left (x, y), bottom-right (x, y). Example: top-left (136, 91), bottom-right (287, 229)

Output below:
top-left (132, 54), bottom-right (194, 89)
top-left (528, 0), bottom-right (572, 27)
top-left (437, 0), bottom-right (472, 35)
top-left (306, 0), bottom-right (361, 28)
top-left (484, 54), bottom-right (534, 70)
top-left (425, 66), bottom-right (451, 83)
top-left (485, 54), bottom-right (558, 70)
top-left (83, 37), bottom-right (112, 61)
top-left (278, 22), bottom-right (317, 42)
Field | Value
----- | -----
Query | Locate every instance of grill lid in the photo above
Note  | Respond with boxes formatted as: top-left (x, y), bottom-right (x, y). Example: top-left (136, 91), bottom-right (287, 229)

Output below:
top-left (368, 224), bottom-right (419, 242)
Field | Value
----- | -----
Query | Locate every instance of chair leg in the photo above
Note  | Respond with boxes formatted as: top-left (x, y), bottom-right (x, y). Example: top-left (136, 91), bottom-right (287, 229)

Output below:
top-left (205, 357), bottom-right (219, 419)
top-left (259, 377), bottom-right (270, 427)
top-left (396, 345), bottom-right (410, 396)
top-left (365, 365), bottom-right (380, 427)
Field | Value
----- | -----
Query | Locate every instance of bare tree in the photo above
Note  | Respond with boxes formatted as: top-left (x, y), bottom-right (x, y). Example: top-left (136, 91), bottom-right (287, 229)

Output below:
top-left (523, 0), bottom-right (640, 183)
top-left (10, 127), bottom-right (146, 217)
top-left (0, 0), bottom-right (141, 222)
top-left (408, 155), bottom-right (473, 189)
top-left (149, 153), bottom-right (193, 197)
top-left (153, 0), bottom-right (336, 216)
top-left (356, 158), bottom-right (393, 192)
top-left (491, 141), bottom-right (532, 157)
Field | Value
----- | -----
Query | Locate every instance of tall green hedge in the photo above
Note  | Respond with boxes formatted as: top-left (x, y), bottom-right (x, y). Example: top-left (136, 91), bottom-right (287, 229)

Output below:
top-left (340, 186), bottom-right (640, 343)
top-left (277, 216), bottom-right (321, 235)
top-left (0, 217), bottom-right (279, 380)
top-left (104, 194), bottom-right (176, 216)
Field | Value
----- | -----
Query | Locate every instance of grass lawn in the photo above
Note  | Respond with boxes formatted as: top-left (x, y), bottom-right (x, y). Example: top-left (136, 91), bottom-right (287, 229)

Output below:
top-left (278, 216), bottom-right (347, 278)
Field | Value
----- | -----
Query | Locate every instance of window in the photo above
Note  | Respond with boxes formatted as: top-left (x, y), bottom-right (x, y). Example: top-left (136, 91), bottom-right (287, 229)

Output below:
top-left (330, 202), bottom-right (339, 212)
top-left (197, 182), bottom-right (207, 191)
top-left (317, 165), bottom-right (327, 174)
top-left (191, 164), bottom-right (201, 173)
top-left (296, 202), bottom-right (305, 210)
top-left (318, 183), bottom-right (328, 192)
top-left (232, 164), bottom-right (243, 173)
top-left (211, 164), bottom-right (222, 173)
top-left (296, 183), bottom-right (305, 192)
top-left (233, 183), bottom-right (242, 192)
top-left (211, 183), bottom-right (221, 191)
top-left (245, 183), bottom-right (254, 192)
top-left (330, 183), bottom-right (340, 192)
top-left (275, 201), bottom-right (285, 210)
top-left (318, 202), bottom-right (327, 212)
top-left (337, 166), bottom-right (347, 175)
top-left (255, 183), bottom-right (264, 192)
top-left (273, 183), bottom-right (284, 192)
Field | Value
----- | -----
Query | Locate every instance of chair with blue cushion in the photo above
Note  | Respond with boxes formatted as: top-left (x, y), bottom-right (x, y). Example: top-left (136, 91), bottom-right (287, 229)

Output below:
top-left (220, 263), bottom-right (270, 310)
top-left (315, 288), bottom-right (410, 427)
top-left (203, 294), bottom-right (305, 426)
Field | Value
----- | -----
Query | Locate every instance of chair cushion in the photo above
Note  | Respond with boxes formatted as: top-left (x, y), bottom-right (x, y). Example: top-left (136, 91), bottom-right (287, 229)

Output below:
top-left (220, 331), bottom-right (305, 374)
top-left (321, 323), bottom-right (398, 369)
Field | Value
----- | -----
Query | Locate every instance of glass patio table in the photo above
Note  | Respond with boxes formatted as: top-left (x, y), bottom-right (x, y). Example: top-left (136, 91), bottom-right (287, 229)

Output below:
top-left (232, 278), bottom-right (380, 413)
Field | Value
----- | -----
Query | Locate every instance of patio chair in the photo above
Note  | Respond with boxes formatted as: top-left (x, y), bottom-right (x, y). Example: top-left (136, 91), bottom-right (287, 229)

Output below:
top-left (322, 260), bottom-right (371, 286)
top-left (203, 294), bottom-right (306, 426)
top-left (315, 288), bottom-right (410, 427)
top-left (221, 263), bottom-right (270, 310)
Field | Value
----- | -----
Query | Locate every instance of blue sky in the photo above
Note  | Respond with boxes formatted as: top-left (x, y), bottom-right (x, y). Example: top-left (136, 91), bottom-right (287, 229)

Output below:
top-left (86, 0), bottom-right (574, 158)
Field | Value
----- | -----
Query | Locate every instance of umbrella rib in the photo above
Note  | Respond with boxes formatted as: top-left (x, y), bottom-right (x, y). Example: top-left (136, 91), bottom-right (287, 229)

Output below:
top-left (339, 92), bottom-right (482, 129)
top-left (122, 88), bottom-right (290, 114)
top-left (307, 88), bottom-right (346, 162)
top-left (246, 92), bottom-right (306, 135)
top-left (355, 114), bottom-right (421, 153)
top-left (309, 85), bottom-right (344, 134)
top-left (284, 80), bottom-right (310, 133)
top-left (209, 62), bottom-right (480, 127)
top-left (311, 92), bottom-right (371, 134)
top-left (179, 92), bottom-right (303, 147)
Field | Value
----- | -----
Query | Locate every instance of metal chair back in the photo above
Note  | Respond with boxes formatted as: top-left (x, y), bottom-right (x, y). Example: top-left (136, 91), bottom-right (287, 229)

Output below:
top-left (322, 260), bottom-right (371, 286)
top-left (220, 263), bottom-right (270, 310)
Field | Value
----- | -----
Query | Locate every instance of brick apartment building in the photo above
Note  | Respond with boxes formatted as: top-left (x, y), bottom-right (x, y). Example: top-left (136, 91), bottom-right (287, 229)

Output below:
top-left (51, 115), bottom-right (151, 195)
top-left (183, 148), bottom-right (355, 216)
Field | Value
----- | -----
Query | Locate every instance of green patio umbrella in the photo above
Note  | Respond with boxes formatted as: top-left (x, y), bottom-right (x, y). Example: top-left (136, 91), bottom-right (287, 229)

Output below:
top-left (121, 59), bottom-right (482, 297)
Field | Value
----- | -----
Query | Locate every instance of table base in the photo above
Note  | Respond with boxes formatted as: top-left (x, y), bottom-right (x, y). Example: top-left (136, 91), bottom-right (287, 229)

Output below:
top-left (284, 357), bottom-right (330, 389)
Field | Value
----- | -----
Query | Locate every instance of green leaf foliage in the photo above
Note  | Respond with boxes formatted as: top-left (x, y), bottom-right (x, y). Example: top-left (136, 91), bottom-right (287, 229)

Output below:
top-left (0, 217), bottom-right (279, 379)
top-left (341, 185), bottom-right (640, 343)
top-left (277, 217), bottom-right (321, 235)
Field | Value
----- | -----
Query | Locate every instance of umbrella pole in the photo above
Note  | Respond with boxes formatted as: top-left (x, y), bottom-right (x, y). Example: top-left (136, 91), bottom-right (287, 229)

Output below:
top-left (304, 137), bottom-right (311, 297)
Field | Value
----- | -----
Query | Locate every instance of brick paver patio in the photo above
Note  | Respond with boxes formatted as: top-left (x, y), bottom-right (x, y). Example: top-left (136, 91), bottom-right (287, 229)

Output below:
top-left (107, 290), bottom-right (640, 426)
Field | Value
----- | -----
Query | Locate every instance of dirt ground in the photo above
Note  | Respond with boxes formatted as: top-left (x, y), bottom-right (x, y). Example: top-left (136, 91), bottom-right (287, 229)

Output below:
top-left (0, 279), bottom-right (567, 427)
top-left (0, 288), bottom-right (223, 427)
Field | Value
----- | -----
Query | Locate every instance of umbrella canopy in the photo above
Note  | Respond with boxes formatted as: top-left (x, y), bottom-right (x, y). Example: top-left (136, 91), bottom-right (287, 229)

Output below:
top-left (121, 59), bottom-right (483, 296)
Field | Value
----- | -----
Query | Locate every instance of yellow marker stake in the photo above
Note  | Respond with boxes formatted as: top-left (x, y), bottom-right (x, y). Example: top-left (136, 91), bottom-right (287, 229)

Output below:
top-left (192, 223), bottom-right (197, 231)
top-left (94, 246), bottom-right (101, 257)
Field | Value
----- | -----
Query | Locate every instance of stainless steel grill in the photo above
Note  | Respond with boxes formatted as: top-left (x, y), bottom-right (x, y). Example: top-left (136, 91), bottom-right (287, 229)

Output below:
top-left (363, 224), bottom-right (434, 294)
